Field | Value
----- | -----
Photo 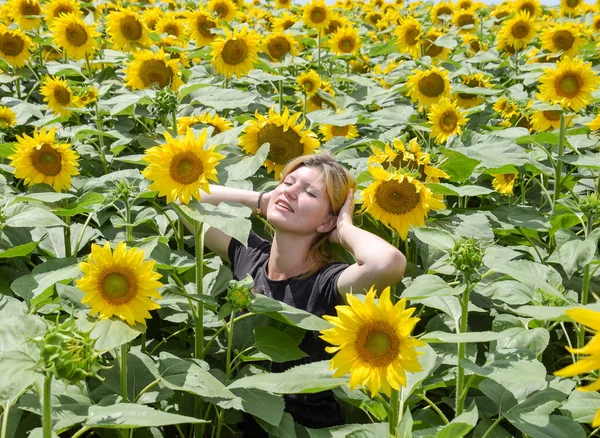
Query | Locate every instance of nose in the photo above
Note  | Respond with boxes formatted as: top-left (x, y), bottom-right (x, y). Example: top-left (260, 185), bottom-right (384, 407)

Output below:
top-left (283, 183), bottom-right (298, 200)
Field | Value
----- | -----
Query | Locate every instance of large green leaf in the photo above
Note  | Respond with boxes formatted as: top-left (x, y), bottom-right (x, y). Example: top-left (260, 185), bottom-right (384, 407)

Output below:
top-left (411, 227), bottom-right (455, 250)
top-left (225, 143), bottom-right (270, 181)
top-left (561, 391), bottom-right (600, 423)
top-left (190, 86), bottom-right (260, 111)
top-left (421, 331), bottom-right (500, 343)
top-left (436, 403), bottom-right (478, 438)
top-left (77, 316), bottom-right (144, 351)
top-left (5, 204), bottom-right (66, 228)
top-left (557, 237), bottom-right (596, 278)
top-left (228, 360), bottom-right (348, 394)
top-left (218, 388), bottom-right (284, 427)
top-left (0, 351), bottom-right (42, 405)
top-left (253, 326), bottom-right (308, 362)
top-left (0, 240), bottom-right (42, 258)
top-left (307, 109), bottom-right (359, 126)
top-left (249, 294), bottom-right (331, 331)
top-left (84, 403), bottom-right (207, 428)
top-left (438, 148), bottom-right (479, 183)
top-left (402, 275), bottom-right (460, 299)
top-left (505, 412), bottom-right (585, 438)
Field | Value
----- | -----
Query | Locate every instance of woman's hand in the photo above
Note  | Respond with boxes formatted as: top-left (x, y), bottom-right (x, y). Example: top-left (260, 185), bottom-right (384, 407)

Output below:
top-left (328, 189), bottom-right (355, 245)
top-left (259, 190), bottom-right (273, 217)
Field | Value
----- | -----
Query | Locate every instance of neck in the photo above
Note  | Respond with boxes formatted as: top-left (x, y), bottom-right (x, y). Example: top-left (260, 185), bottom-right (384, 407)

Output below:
top-left (267, 231), bottom-right (317, 280)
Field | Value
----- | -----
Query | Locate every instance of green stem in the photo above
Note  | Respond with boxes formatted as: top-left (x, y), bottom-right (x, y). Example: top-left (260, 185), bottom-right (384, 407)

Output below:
top-left (225, 309), bottom-right (236, 378)
top-left (172, 108), bottom-right (178, 136)
top-left (202, 313), bottom-right (254, 357)
top-left (149, 326), bottom-right (189, 356)
top-left (71, 426), bottom-right (91, 438)
top-left (303, 92), bottom-right (307, 122)
top-left (125, 200), bottom-right (133, 242)
top-left (42, 373), bottom-right (52, 438)
top-left (177, 218), bottom-right (185, 251)
top-left (554, 112), bottom-right (565, 203)
top-left (317, 30), bottom-right (321, 75)
top-left (15, 76), bottom-right (21, 100)
top-left (194, 221), bottom-right (205, 438)
top-left (389, 389), bottom-right (400, 437)
top-left (215, 408), bottom-right (224, 438)
top-left (1, 402), bottom-right (9, 438)
top-left (481, 415), bottom-right (504, 438)
top-left (121, 344), bottom-right (128, 402)
top-left (419, 393), bottom-right (449, 424)
top-left (278, 67), bottom-right (284, 113)
top-left (94, 101), bottom-right (108, 175)
top-left (456, 282), bottom-right (472, 416)
top-left (140, 332), bottom-right (146, 354)
top-left (133, 379), bottom-right (160, 403)
top-left (577, 263), bottom-right (592, 351)
top-left (72, 212), bottom-right (95, 255)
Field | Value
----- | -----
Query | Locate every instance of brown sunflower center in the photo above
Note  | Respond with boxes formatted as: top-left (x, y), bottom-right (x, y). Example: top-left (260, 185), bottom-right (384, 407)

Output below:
top-left (66, 23), bottom-right (88, 47)
top-left (326, 19), bottom-right (341, 34)
top-left (169, 151), bottom-right (204, 185)
top-left (0, 33), bottom-right (25, 56)
top-left (355, 321), bottom-right (399, 367)
top-left (302, 79), bottom-right (315, 91)
top-left (53, 6), bottom-right (74, 17)
top-left (566, 0), bottom-right (579, 7)
top-left (368, 13), bottom-right (382, 25)
top-left (337, 36), bottom-right (354, 52)
top-left (519, 3), bottom-right (535, 15)
top-left (436, 6), bottom-right (452, 18)
top-left (543, 110), bottom-right (560, 121)
top-left (20, 0), bottom-right (40, 15)
top-left (310, 6), bottom-right (327, 23)
top-left (100, 271), bottom-right (136, 304)
top-left (0, 115), bottom-right (13, 127)
top-left (140, 59), bottom-right (174, 88)
top-left (221, 39), bottom-right (248, 65)
top-left (552, 30), bottom-right (574, 51)
top-left (557, 74), bottom-right (580, 97)
top-left (511, 21), bottom-right (530, 39)
top-left (403, 26), bottom-right (420, 45)
top-left (458, 13), bottom-right (474, 27)
top-left (459, 0), bottom-right (472, 8)
top-left (164, 24), bottom-right (180, 36)
top-left (375, 178), bottom-right (420, 215)
top-left (258, 123), bottom-right (304, 164)
top-left (441, 111), bottom-right (458, 132)
top-left (418, 72), bottom-right (445, 98)
top-left (495, 10), bottom-right (509, 19)
top-left (120, 15), bottom-right (143, 41)
top-left (330, 125), bottom-right (349, 136)
top-left (53, 85), bottom-right (71, 105)
top-left (31, 143), bottom-right (62, 176)
top-left (424, 39), bottom-right (443, 57)
top-left (214, 2), bottom-right (229, 17)
top-left (196, 16), bottom-right (216, 38)
top-left (267, 36), bottom-right (291, 59)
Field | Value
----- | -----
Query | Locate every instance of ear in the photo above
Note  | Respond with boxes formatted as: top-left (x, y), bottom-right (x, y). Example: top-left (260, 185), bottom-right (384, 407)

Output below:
top-left (316, 214), bottom-right (337, 234)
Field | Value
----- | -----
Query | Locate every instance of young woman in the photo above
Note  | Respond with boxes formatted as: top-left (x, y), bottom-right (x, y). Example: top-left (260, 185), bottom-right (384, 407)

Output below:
top-left (190, 153), bottom-right (406, 434)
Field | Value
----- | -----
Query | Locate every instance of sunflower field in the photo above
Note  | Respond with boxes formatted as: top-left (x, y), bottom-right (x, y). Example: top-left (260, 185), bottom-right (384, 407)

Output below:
top-left (1, 0), bottom-right (600, 436)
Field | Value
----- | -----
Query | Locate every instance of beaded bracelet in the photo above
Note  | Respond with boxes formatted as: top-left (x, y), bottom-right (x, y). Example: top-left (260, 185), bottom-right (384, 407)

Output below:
top-left (255, 192), bottom-right (265, 216)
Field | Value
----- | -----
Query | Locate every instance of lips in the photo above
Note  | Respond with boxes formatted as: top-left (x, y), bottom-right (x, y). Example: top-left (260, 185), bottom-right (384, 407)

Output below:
top-left (275, 198), bottom-right (294, 212)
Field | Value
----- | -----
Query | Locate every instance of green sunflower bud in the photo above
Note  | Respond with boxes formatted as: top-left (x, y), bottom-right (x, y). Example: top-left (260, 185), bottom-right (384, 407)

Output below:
top-left (226, 284), bottom-right (254, 311)
top-left (578, 192), bottom-right (600, 221)
top-left (33, 317), bottom-right (108, 384)
top-left (153, 88), bottom-right (179, 118)
top-left (114, 179), bottom-right (136, 201)
top-left (448, 237), bottom-right (485, 282)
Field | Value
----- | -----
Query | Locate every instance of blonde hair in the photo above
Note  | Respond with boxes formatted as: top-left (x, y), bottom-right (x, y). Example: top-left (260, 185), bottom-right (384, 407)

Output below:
top-left (279, 152), bottom-right (357, 278)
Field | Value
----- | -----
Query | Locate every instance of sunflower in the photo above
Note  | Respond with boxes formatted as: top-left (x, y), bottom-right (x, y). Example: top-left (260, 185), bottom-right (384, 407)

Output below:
top-left (555, 307), bottom-right (600, 427)
top-left (530, 109), bottom-right (566, 131)
top-left (306, 82), bottom-right (336, 112)
top-left (368, 138), bottom-right (449, 183)
top-left (498, 10), bottom-right (536, 50)
top-left (330, 26), bottom-right (360, 55)
top-left (491, 5), bottom-right (511, 20)
top-left (303, 0), bottom-right (331, 32)
top-left (211, 27), bottom-right (259, 78)
top-left (454, 9), bottom-right (477, 33)
top-left (422, 28), bottom-right (451, 61)
top-left (428, 98), bottom-right (468, 145)
top-left (142, 129), bottom-right (225, 204)
top-left (541, 24), bottom-right (584, 58)
top-left (40, 76), bottom-right (80, 117)
top-left (106, 8), bottom-right (150, 51)
top-left (491, 173), bottom-right (518, 195)
top-left (406, 66), bottom-right (451, 109)
top-left (155, 16), bottom-right (188, 47)
top-left (0, 26), bottom-right (33, 68)
top-left (187, 10), bottom-right (218, 46)
top-left (458, 0), bottom-right (474, 9)
top-left (516, 0), bottom-right (542, 18)
top-left (395, 15), bottom-right (421, 59)
top-left (239, 107), bottom-right (320, 179)
top-left (207, 0), bottom-right (237, 21)
top-left (77, 242), bottom-right (163, 326)
top-left (560, 0), bottom-right (582, 16)
top-left (262, 32), bottom-right (299, 61)
top-left (8, 127), bottom-right (79, 192)
top-left (589, 114), bottom-right (600, 131)
top-left (453, 73), bottom-right (492, 108)
top-left (273, 12), bottom-right (297, 31)
top-left (359, 166), bottom-right (445, 239)
top-left (77, 85), bottom-right (98, 106)
top-left (462, 33), bottom-right (485, 54)
top-left (365, 10), bottom-right (383, 28)
top-left (430, 1), bottom-right (453, 23)
top-left (125, 48), bottom-right (183, 91)
top-left (325, 12), bottom-right (350, 35)
top-left (51, 13), bottom-right (99, 60)
top-left (142, 8), bottom-right (162, 30)
top-left (43, 0), bottom-right (80, 23)
top-left (275, 0), bottom-right (292, 9)
top-left (538, 56), bottom-right (600, 112)
top-left (320, 286), bottom-right (424, 397)
top-left (319, 123), bottom-right (358, 141)
top-left (0, 106), bottom-right (16, 128)
top-left (297, 69), bottom-right (321, 97)
top-left (8, 0), bottom-right (41, 30)
top-left (177, 113), bottom-right (233, 136)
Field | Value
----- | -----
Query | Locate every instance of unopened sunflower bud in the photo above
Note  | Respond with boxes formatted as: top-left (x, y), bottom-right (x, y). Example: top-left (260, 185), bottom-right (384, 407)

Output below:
top-left (33, 317), bottom-right (108, 384)
top-left (226, 284), bottom-right (254, 311)
top-left (578, 192), bottom-right (600, 220)
top-left (448, 237), bottom-right (485, 282)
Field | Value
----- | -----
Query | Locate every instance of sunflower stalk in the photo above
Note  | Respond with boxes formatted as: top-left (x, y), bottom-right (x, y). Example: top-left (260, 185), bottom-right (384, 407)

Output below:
top-left (63, 199), bottom-right (71, 257)
top-left (120, 344), bottom-right (128, 402)
top-left (42, 372), bottom-right (52, 438)
top-left (225, 308), bottom-right (236, 378)
top-left (317, 30), bottom-right (321, 74)
top-left (455, 281), bottom-right (474, 416)
top-left (554, 112), bottom-right (565, 202)
top-left (388, 388), bottom-right (404, 437)
top-left (194, 220), bottom-right (205, 438)
top-left (278, 67), bottom-right (284, 113)
top-left (577, 263), bottom-right (592, 351)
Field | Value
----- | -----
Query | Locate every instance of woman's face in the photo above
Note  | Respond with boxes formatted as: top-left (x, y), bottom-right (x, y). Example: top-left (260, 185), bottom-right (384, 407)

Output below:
top-left (267, 166), bottom-right (336, 235)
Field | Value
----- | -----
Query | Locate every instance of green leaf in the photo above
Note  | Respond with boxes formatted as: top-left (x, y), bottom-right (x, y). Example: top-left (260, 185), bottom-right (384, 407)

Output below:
top-left (307, 110), bottom-right (359, 126)
top-left (176, 202), bottom-right (252, 247)
top-left (0, 315), bottom-right (46, 356)
top-left (10, 258), bottom-right (80, 302)
top-left (0, 240), bottom-right (41, 258)
top-left (0, 351), bottom-right (42, 405)
top-left (5, 204), bottom-right (66, 228)
top-left (228, 361), bottom-right (348, 394)
top-left (478, 280), bottom-right (532, 306)
top-left (438, 148), bottom-right (479, 183)
top-left (455, 140), bottom-right (528, 169)
top-left (436, 403), bottom-right (477, 438)
top-left (415, 296), bottom-right (461, 325)
top-left (84, 403), bottom-right (208, 428)
top-left (549, 204), bottom-right (581, 236)
top-left (53, 192), bottom-right (106, 216)
top-left (368, 40), bottom-right (398, 56)
top-left (516, 132), bottom-right (560, 145)
top-left (411, 227), bottom-right (455, 250)
top-left (404, 344), bottom-right (438, 398)
top-left (249, 294), bottom-right (332, 331)
top-left (421, 331), bottom-right (500, 343)
top-left (0, 142), bottom-right (14, 158)
top-left (218, 388), bottom-right (284, 427)
top-left (429, 183), bottom-right (493, 197)
top-left (78, 317), bottom-right (144, 351)
top-left (402, 275), bottom-right (460, 299)
top-left (190, 85), bottom-right (260, 111)
top-left (505, 412), bottom-right (585, 438)
top-left (561, 391), bottom-right (600, 424)
top-left (158, 352), bottom-right (235, 401)
top-left (491, 205), bottom-right (549, 231)
top-left (495, 328), bottom-right (550, 356)
top-left (225, 143), bottom-right (270, 181)
top-left (306, 423), bottom-right (389, 437)
top-left (514, 306), bottom-right (572, 321)
top-left (558, 238), bottom-right (596, 278)
top-left (13, 193), bottom-right (75, 203)
top-left (253, 326), bottom-right (308, 363)
top-left (558, 154), bottom-right (600, 169)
